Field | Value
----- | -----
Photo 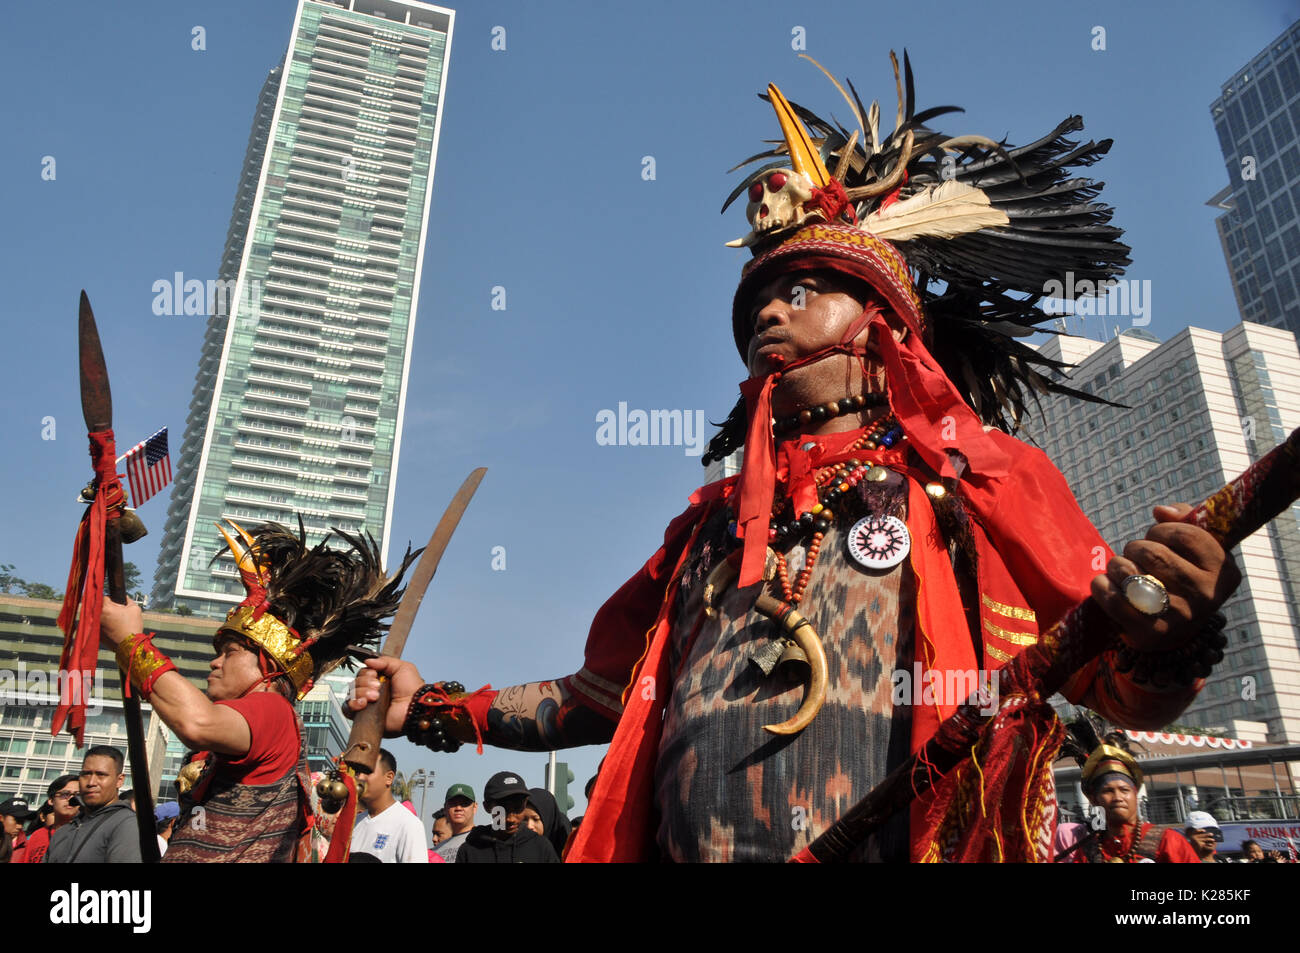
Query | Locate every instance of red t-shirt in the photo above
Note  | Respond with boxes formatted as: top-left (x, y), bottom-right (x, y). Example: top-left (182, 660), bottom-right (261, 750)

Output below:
top-left (20, 826), bottom-right (49, 863)
top-left (187, 692), bottom-right (300, 785)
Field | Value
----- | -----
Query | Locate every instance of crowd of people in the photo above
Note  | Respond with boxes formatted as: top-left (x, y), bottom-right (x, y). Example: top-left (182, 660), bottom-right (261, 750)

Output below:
top-left (0, 746), bottom-right (179, 862)
top-left (4, 739), bottom-right (1293, 863)
top-left (4, 740), bottom-right (1293, 863)
top-left (337, 751), bottom-right (588, 863)
top-left (0, 742), bottom-right (595, 864)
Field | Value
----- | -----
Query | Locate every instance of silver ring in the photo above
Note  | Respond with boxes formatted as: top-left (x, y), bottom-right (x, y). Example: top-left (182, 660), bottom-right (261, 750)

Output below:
top-left (1122, 574), bottom-right (1169, 616)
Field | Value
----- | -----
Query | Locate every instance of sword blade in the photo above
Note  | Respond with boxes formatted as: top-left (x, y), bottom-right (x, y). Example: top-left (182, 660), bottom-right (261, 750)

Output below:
top-left (381, 467), bottom-right (488, 660)
top-left (343, 467), bottom-right (487, 772)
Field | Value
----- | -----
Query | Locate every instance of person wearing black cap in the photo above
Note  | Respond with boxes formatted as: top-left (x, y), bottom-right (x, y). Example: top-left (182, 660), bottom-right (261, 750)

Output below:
top-left (454, 772), bottom-right (558, 864)
top-left (1, 796), bottom-right (33, 863)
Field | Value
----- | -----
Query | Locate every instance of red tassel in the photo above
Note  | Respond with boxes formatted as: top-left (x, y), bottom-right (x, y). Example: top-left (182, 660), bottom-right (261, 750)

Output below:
top-left (323, 771), bottom-right (359, 864)
top-left (735, 373), bottom-right (781, 588)
top-left (54, 430), bottom-right (125, 745)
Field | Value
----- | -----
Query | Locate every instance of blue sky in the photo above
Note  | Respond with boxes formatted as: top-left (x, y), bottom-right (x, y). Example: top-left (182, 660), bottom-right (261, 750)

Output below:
top-left (1, 0), bottom-right (1296, 821)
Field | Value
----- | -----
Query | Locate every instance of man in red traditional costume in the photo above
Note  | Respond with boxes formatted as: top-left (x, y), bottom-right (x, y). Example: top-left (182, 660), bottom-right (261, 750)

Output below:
top-left (1072, 739), bottom-right (1200, 863)
top-left (99, 520), bottom-right (416, 862)
top-left (351, 56), bottom-right (1239, 862)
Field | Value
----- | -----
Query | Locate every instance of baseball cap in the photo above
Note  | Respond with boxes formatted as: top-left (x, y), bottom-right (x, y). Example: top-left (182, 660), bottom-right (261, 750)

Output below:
top-left (1186, 811), bottom-right (1224, 841)
top-left (483, 772), bottom-right (529, 804)
top-left (444, 783), bottom-right (475, 803)
top-left (154, 801), bottom-right (180, 822)
top-left (0, 797), bottom-right (33, 820)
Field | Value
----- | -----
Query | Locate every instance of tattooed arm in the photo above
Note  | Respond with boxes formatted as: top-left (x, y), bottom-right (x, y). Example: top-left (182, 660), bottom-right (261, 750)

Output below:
top-left (481, 677), bottom-right (617, 750)
top-left (348, 659), bottom-right (618, 751)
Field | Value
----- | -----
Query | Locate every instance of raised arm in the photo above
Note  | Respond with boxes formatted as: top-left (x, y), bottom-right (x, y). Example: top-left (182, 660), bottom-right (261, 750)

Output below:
top-left (99, 598), bottom-right (253, 756)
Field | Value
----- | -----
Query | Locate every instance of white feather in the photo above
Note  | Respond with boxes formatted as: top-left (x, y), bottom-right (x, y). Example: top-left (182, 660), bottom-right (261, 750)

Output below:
top-left (863, 180), bottom-right (1009, 242)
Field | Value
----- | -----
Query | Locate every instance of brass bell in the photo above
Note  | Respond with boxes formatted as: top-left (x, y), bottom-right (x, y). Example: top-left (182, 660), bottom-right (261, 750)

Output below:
top-left (318, 794), bottom-right (344, 815)
top-left (118, 508), bottom-right (148, 544)
top-left (176, 759), bottom-right (205, 796)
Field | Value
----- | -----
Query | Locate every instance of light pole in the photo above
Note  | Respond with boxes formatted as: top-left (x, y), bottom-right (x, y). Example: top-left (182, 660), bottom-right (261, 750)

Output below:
top-left (408, 768), bottom-right (432, 828)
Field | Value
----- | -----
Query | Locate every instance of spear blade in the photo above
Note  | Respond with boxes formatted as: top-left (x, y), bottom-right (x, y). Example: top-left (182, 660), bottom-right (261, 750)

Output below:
top-left (78, 291), bottom-right (112, 432)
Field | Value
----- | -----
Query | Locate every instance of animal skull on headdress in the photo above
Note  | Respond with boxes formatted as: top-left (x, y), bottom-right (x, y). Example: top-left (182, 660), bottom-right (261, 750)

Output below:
top-left (730, 169), bottom-right (818, 246)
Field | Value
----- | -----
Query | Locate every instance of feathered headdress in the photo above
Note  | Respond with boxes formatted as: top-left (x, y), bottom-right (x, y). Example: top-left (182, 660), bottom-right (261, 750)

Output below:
top-left (1060, 711), bottom-right (1145, 794)
top-left (709, 51), bottom-right (1130, 463)
top-left (213, 518), bottom-right (421, 698)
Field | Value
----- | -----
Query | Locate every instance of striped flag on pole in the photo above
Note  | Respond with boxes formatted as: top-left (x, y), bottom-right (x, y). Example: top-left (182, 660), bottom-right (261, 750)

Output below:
top-left (124, 428), bottom-right (172, 507)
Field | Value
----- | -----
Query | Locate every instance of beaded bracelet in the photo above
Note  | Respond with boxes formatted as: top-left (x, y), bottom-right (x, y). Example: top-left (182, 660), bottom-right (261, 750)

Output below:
top-left (114, 632), bottom-right (178, 699)
top-left (1110, 612), bottom-right (1228, 688)
top-left (403, 681), bottom-right (469, 752)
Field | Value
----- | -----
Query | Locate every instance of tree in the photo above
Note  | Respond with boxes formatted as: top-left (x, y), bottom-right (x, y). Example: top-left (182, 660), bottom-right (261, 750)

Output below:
top-left (176, 605), bottom-right (193, 617)
top-left (22, 582), bottom-right (61, 601)
top-left (0, 564), bottom-right (23, 594)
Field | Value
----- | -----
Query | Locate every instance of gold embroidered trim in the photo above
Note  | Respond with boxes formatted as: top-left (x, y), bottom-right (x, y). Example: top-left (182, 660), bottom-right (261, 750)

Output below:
top-left (982, 618), bottom-right (1038, 646)
top-left (984, 642), bottom-right (1013, 663)
top-left (981, 593), bottom-right (1036, 622)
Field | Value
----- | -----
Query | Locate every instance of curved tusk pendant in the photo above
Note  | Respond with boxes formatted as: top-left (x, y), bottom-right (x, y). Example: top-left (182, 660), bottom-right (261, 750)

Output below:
top-left (756, 593), bottom-right (828, 735)
top-left (701, 547), bottom-right (828, 735)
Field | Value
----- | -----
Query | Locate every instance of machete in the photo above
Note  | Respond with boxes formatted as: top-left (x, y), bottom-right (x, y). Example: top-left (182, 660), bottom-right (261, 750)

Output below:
top-left (342, 467), bottom-right (487, 773)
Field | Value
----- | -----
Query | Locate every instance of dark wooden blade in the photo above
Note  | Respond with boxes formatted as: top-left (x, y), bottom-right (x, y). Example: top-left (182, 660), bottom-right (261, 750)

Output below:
top-left (382, 467), bottom-right (488, 659)
top-left (78, 291), bottom-right (112, 432)
top-left (343, 467), bottom-right (488, 772)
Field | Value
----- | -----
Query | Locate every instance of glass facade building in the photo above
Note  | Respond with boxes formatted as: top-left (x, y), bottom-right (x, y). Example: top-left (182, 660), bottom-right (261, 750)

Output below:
top-left (1209, 19), bottom-right (1300, 343)
top-left (1024, 324), bottom-right (1300, 742)
top-left (152, 0), bottom-right (454, 616)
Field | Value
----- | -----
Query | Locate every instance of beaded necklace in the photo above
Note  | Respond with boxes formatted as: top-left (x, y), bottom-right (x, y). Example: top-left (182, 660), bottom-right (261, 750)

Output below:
top-left (766, 417), bottom-right (905, 605)
top-left (772, 392), bottom-right (887, 438)
top-left (1099, 823), bottom-right (1143, 863)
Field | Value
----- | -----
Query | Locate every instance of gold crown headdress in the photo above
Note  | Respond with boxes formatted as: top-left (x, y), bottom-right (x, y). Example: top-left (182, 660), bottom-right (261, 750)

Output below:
top-left (213, 518), bottom-right (420, 698)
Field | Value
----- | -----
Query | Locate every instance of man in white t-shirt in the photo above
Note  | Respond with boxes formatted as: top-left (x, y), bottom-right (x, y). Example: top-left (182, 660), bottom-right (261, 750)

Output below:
top-left (350, 748), bottom-right (428, 863)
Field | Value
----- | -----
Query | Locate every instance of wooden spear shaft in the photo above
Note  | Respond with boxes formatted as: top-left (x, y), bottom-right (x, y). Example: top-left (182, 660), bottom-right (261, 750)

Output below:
top-left (79, 292), bottom-right (159, 862)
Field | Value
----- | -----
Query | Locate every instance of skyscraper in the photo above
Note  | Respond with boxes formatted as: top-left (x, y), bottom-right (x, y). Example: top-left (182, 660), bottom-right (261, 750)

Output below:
top-left (1208, 19), bottom-right (1300, 342)
top-left (1024, 323), bottom-right (1300, 742)
top-left (153, 0), bottom-right (454, 617)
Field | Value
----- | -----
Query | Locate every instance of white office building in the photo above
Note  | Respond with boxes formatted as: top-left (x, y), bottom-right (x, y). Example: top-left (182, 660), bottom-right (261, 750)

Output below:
top-left (1023, 323), bottom-right (1300, 742)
